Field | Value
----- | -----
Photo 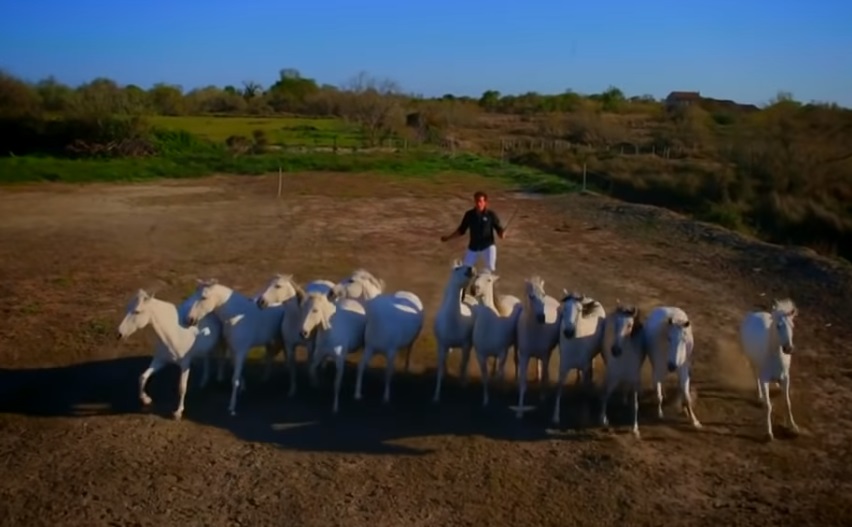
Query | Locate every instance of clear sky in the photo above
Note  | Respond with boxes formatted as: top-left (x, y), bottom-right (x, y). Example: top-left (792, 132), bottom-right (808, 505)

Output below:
top-left (1, 0), bottom-right (850, 107)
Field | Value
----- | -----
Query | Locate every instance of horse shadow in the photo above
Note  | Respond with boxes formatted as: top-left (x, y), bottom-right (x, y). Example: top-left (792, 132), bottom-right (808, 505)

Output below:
top-left (0, 356), bottom-right (634, 455)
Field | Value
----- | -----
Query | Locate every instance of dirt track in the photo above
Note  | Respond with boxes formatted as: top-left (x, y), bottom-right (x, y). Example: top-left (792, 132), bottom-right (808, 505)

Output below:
top-left (1, 172), bottom-right (852, 527)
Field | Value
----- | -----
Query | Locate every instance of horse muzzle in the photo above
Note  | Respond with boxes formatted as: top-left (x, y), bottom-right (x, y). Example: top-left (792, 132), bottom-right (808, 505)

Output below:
top-left (300, 330), bottom-right (310, 339)
top-left (256, 297), bottom-right (268, 308)
top-left (781, 344), bottom-right (794, 355)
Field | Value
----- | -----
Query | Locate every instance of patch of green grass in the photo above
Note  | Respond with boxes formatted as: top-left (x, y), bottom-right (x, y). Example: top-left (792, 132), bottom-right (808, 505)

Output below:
top-left (0, 151), bottom-right (579, 195)
top-left (149, 115), bottom-right (363, 147)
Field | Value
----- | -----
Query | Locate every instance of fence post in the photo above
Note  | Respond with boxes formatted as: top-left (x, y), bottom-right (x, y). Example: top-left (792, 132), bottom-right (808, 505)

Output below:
top-left (277, 165), bottom-right (283, 199)
top-left (582, 163), bottom-right (587, 192)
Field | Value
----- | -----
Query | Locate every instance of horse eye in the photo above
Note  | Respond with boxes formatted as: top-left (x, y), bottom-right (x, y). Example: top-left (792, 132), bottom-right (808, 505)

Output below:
top-left (274, 284), bottom-right (281, 289)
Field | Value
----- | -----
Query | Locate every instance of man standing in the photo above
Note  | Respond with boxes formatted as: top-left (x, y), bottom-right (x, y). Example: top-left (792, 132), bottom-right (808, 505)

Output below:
top-left (440, 191), bottom-right (506, 272)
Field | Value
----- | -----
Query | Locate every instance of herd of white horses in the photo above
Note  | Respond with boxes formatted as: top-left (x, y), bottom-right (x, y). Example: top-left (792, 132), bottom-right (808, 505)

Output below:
top-left (117, 260), bottom-right (800, 440)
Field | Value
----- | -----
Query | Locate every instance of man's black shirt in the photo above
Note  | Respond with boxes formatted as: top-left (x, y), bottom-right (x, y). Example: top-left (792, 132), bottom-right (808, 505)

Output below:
top-left (456, 208), bottom-right (504, 251)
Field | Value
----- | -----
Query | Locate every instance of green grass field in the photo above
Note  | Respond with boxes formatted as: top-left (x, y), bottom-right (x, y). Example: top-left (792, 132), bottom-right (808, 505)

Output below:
top-left (0, 150), bottom-right (578, 195)
top-left (149, 115), bottom-right (364, 147)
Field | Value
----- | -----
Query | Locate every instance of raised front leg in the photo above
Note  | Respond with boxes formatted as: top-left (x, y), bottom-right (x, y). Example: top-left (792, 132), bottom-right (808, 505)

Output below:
top-left (432, 344), bottom-right (450, 403)
top-left (174, 362), bottom-right (191, 420)
top-left (782, 376), bottom-right (799, 434)
top-left (139, 357), bottom-right (167, 407)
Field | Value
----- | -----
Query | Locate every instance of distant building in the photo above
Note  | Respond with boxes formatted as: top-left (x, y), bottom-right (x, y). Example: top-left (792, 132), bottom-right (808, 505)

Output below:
top-left (665, 91), bottom-right (702, 111)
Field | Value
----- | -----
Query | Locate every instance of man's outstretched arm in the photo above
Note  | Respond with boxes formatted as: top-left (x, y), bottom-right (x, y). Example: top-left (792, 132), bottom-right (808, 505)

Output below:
top-left (441, 211), bottom-right (470, 242)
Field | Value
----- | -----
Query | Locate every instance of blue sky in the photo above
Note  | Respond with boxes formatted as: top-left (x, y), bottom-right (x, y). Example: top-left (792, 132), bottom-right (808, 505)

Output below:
top-left (1, 0), bottom-right (851, 107)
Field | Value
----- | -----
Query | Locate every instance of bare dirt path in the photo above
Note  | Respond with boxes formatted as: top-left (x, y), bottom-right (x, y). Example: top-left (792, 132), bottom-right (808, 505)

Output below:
top-left (1, 172), bottom-right (851, 527)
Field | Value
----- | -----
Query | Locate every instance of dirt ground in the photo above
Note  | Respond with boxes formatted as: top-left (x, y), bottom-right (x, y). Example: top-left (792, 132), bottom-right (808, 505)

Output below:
top-left (2, 171), bottom-right (852, 527)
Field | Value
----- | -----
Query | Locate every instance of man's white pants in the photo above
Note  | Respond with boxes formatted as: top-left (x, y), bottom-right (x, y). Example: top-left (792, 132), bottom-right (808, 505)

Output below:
top-left (463, 245), bottom-right (497, 272)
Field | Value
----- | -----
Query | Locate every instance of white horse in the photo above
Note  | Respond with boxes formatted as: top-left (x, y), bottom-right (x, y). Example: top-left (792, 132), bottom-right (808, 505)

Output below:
top-left (117, 289), bottom-right (217, 420)
top-left (469, 270), bottom-right (522, 381)
top-left (599, 302), bottom-right (646, 437)
top-left (432, 259), bottom-right (478, 403)
top-left (515, 275), bottom-right (562, 418)
top-left (186, 279), bottom-right (286, 416)
top-left (299, 291), bottom-right (367, 414)
top-left (329, 268), bottom-right (386, 302)
top-left (643, 305), bottom-right (702, 429)
top-left (256, 274), bottom-right (335, 397)
top-left (739, 298), bottom-right (800, 440)
top-left (552, 291), bottom-right (607, 426)
top-left (469, 272), bottom-right (523, 406)
top-left (353, 289), bottom-right (425, 404)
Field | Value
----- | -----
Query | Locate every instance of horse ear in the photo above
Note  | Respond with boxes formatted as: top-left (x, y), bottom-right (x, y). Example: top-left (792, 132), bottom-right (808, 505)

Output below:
top-left (492, 274), bottom-right (500, 282)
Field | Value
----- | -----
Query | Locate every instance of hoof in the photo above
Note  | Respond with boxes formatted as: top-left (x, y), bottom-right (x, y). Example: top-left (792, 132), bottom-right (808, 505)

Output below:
top-left (140, 395), bottom-right (152, 406)
top-left (172, 411), bottom-right (183, 421)
top-left (632, 429), bottom-right (641, 439)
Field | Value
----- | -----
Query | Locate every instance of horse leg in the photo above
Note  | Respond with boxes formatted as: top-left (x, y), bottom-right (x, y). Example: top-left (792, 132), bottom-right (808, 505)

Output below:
top-left (783, 375), bottom-right (799, 433)
top-left (631, 385), bottom-right (641, 438)
top-left (761, 380), bottom-right (774, 440)
top-left (353, 345), bottom-right (374, 401)
top-left (308, 345), bottom-right (323, 388)
top-left (284, 342), bottom-right (298, 398)
top-left (382, 350), bottom-right (396, 404)
top-left (515, 354), bottom-right (531, 419)
top-left (228, 349), bottom-right (248, 416)
top-left (403, 344), bottom-right (414, 374)
top-left (552, 359), bottom-right (570, 426)
top-left (459, 343), bottom-right (473, 387)
top-left (174, 360), bottom-right (191, 420)
top-left (539, 352), bottom-right (551, 402)
top-left (261, 344), bottom-right (277, 383)
top-left (332, 353), bottom-right (345, 414)
top-left (432, 344), bottom-right (450, 403)
top-left (139, 356), bottom-right (167, 407)
top-left (476, 352), bottom-right (490, 407)
top-left (679, 368), bottom-right (702, 429)
top-left (599, 378), bottom-right (616, 427)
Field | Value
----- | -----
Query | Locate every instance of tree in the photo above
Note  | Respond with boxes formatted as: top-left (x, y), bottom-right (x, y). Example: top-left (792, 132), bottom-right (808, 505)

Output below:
top-left (339, 71), bottom-right (404, 146)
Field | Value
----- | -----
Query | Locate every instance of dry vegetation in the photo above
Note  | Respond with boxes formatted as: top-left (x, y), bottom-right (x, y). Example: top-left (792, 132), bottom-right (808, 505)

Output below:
top-left (2, 67), bottom-right (852, 262)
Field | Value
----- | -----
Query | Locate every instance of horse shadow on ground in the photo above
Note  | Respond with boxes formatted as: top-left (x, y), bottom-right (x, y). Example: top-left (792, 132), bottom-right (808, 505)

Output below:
top-left (0, 356), bottom-right (718, 454)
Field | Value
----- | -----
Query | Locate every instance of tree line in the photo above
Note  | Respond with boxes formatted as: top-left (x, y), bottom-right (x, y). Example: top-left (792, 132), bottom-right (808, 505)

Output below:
top-left (1, 67), bottom-right (852, 261)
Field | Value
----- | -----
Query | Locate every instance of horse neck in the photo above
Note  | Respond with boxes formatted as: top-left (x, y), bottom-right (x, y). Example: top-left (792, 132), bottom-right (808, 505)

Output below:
top-left (439, 279), bottom-right (466, 315)
top-left (216, 289), bottom-right (254, 318)
top-left (480, 284), bottom-right (498, 310)
top-left (149, 298), bottom-right (191, 352)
